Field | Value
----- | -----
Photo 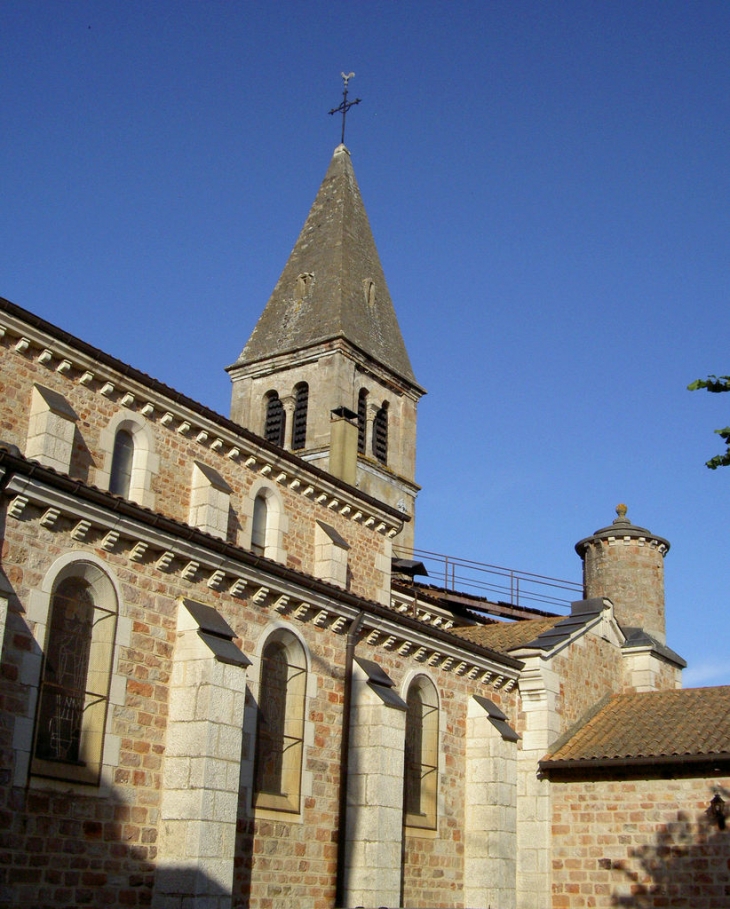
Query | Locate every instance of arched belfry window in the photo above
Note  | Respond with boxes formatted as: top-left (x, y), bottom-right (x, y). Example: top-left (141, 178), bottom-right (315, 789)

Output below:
top-left (373, 401), bottom-right (389, 464)
top-left (404, 676), bottom-right (439, 829)
top-left (357, 388), bottom-right (368, 454)
top-left (292, 383), bottom-right (308, 451)
top-left (264, 392), bottom-right (285, 447)
top-left (109, 429), bottom-right (134, 498)
top-left (32, 564), bottom-right (119, 785)
top-left (254, 631), bottom-right (307, 813)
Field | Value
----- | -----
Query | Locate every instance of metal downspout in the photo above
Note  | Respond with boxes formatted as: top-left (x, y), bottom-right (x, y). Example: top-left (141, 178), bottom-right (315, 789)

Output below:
top-left (334, 610), bottom-right (365, 908)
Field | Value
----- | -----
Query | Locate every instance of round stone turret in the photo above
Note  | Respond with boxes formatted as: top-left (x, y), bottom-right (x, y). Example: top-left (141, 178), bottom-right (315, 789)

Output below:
top-left (575, 504), bottom-right (670, 644)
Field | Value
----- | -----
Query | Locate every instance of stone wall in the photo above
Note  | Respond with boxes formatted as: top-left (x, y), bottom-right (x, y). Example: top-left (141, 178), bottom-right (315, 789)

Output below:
top-left (0, 311), bottom-right (399, 606)
top-left (550, 772), bottom-right (730, 909)
top-left (0, 459), bottom-right (522, 908)
top-left (550, 629), bottom-right (625, 731)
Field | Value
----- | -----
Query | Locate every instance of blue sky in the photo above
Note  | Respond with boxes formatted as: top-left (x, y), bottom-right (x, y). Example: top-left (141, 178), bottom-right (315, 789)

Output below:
top-left (3, 1), bottom-right (729, 685)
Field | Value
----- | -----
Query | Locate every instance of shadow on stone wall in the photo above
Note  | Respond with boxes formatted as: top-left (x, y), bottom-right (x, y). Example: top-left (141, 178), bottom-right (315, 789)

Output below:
top-left (0, 782), bottom-right (235, 908)
top-left (608, 787), bottom-right (730, 908)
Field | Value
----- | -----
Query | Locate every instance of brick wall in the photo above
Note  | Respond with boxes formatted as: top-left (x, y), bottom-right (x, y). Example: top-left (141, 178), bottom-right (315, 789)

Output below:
top-left (551, 772), bottom-right (730, 909)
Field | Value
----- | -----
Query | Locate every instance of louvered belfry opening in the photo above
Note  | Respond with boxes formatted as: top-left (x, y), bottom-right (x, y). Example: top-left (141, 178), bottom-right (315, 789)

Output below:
top-left (373, 402), bottom-right (388, 464)
top-left (357, 388), bottom-right (367, 454)
top-left (292, 383), bottom-right (308, 450)
top-left (265, 392), bottom-right (285, 446)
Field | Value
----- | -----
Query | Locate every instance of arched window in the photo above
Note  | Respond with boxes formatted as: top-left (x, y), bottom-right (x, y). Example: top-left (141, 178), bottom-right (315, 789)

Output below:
top-left (403, 676), bottom-right (439, 829)
top-left (357, 388), bottom-right (368, 454)
top-left (373, 401), bottom-right (389, 464)
top-left (264, 392), bottom-right (285, 446)
top-left (109, 428), bottom-right (134, 497)
top-left (254, 631), bottom-right (307, 813)
top-left (292, 383), bottom-right (308, 451)
top-left (32, 564), bottom-right (118, 785)
top-left (251, 492), bottom-right (269, 556)
top-left (98, 416), bottom-right (158, 509)
top-left (247, 484), bottom-right (286, 564)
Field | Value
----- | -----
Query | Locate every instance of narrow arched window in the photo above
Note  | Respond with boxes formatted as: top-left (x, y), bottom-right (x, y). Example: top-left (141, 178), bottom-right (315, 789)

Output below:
top-left (292, 383), bottom-right (308, 450)
top-left (252, 493), bottom-right (268, 556)
top-left (404, 676), bottom-right (439, 829)
top-left (33, 567), bottom-right (118, 785)
top-left (264, 392), bottom-right (285, 446)
top-left (357, 388), bottom-right (368, 454)
top-left (109, 429), bottom-right (134, 497)
top-left (373, 401), bottom-right (388, 464)
top-left (254, 633), bottom-right (307, 813)
top-left (35, 578), bottom-right (93, 766)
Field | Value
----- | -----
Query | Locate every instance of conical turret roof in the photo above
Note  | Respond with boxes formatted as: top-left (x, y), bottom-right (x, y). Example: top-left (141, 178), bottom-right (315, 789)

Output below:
top-left (233, 145), bottom-right (419, 388)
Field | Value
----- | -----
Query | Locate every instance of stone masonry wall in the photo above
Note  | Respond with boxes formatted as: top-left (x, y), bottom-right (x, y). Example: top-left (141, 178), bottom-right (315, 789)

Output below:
top-left (0, 328), bottom-right (394, 605)
top-left (550, 772), bottom-right (730, 909)
top-left (549, 630), bottom-right (625, 734)
top-left (0, 496), bottom-right (521, 909)
top-left (0, 515), bottom-right (173, 907)
top-left (582, 539), bottom-right (666, 645)
top-left (0, 308), bottom-right (529, 909)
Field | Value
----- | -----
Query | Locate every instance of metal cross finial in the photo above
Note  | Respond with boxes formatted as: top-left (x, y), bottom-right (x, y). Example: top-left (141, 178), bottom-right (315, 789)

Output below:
top-left (328, 72), bottom-right (361, 145)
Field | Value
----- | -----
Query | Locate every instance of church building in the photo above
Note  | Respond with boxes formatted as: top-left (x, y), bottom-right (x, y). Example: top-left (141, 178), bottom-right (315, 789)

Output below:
top-left (0, 143), bottom-right (728, 909)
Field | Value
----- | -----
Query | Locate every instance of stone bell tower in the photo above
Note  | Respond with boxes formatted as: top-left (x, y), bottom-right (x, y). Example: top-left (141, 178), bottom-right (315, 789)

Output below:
top-left (575, 504), bottom-right (670, 644)
top-left (227, 144), bottom-right (425, 547)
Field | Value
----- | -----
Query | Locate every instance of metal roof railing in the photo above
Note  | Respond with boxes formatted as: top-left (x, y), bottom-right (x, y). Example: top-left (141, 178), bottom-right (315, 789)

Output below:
top-left (393, 547), bottom-right (583, 613)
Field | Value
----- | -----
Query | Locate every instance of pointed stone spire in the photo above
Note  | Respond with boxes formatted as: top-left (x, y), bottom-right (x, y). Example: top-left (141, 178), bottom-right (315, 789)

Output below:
top-left (232, 144), bottom-right (418, 388)
top-left (228, 145), bottom-right (424, 548)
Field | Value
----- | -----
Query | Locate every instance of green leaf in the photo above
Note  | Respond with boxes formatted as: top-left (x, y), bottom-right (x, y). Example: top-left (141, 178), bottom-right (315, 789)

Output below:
top-left (688, 375), bottom-right (730, 393)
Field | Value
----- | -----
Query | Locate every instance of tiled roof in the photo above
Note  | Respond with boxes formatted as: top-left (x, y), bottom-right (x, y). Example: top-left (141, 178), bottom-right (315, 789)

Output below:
top-left (451, 617), bottom-right (563, 654)
top-left (542, 687), bottom-right (730, 767)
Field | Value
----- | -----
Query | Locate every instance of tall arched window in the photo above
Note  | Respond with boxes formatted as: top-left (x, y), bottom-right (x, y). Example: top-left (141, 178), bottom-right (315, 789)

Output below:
top-left (292, 383), bottom-right (308, 450)
top-left (254, 631), bottom-right (307, 813)
top-left (403, 676), bottom-right (439, 829)
top-left (32, 564), bottom-right (118, 785)
top-left (264, 392), bottom-right (285, 446)
top-left (251, 492), bottom-right (269, 556)
top-left (357, 388), bottom-right (368, 454)
top-left (373, 401), bottom-right (389, 464)
top-left (109, 428), bottom-right (134, 497)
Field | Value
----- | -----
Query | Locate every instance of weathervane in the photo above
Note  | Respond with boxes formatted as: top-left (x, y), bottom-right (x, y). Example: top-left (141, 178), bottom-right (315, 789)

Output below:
top-left (329, 72), bottom-right (361, 145)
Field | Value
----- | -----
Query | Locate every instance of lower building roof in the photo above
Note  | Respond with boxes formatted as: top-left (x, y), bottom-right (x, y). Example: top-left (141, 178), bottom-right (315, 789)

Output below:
top-left (540, 686), bottom-right (730, 770)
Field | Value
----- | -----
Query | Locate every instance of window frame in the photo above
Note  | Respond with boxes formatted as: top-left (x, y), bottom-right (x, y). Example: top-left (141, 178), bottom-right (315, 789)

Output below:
top-left (109, 428), bottom-right (135, 497)
top-left (253, 629), bottom-right (308, 814)
top-left (30, 561), bottom-right (119, 787)
top-left (403, 675), bottom-right (439, 830)
top-left (251, 492), bottom-right (269, 556)
top-left (96, 413), bottom-right (158, 509)
top-left (244, 482), bottom-right (287, 563)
